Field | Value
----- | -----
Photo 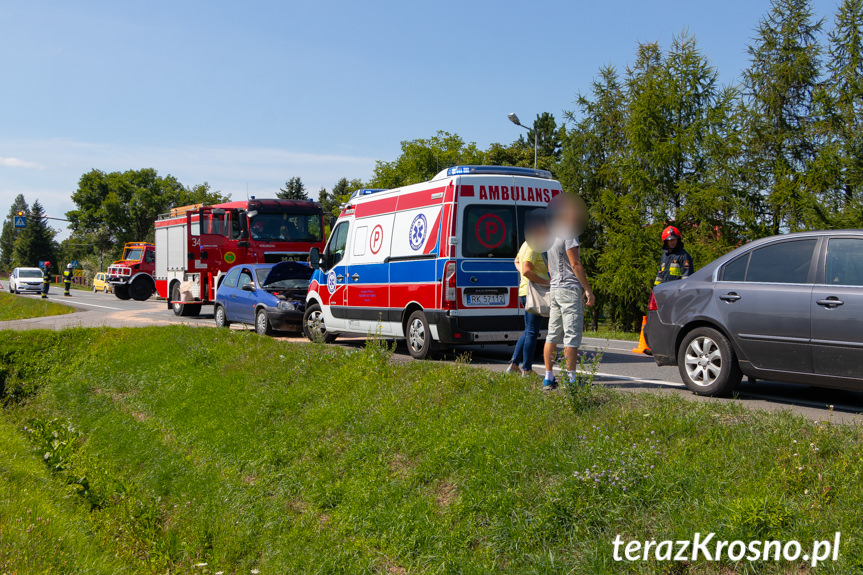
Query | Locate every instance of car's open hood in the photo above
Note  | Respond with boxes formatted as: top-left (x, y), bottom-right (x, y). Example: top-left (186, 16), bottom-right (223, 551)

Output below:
top-left (261, 261), bottom-right (313, 286)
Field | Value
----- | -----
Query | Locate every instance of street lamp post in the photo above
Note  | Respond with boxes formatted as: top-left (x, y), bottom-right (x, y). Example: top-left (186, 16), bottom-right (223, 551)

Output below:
top-left (507, 113), bottom-right (537, 169)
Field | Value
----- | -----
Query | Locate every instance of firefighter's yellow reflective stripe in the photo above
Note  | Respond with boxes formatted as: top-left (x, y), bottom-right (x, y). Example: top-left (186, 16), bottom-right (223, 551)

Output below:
top-left (669, 263), bottom-right (682, 276)
top-left (654, 279), bottom-right (662, 285)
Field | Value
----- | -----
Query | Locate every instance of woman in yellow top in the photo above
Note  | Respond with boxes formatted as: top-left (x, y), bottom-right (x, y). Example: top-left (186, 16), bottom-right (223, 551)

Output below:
top-left (506, 239), bottom-right (550, 376)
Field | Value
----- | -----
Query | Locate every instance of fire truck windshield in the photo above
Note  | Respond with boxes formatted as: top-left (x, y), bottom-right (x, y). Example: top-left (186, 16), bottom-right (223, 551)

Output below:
top-left (123, 248), bottom-right (144, 261)
top-left (249, 213), bottom-right (322, 243)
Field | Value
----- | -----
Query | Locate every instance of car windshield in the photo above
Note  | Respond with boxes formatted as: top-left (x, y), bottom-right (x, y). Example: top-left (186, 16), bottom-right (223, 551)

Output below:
top-left (254, 267), bottom-right (311, 291)
top-left (123, 248), bottom-right (144, 261)
top-left (20, 269), bottom-right (43, 278)
top-left (249, 213), bottom-right (322, 242)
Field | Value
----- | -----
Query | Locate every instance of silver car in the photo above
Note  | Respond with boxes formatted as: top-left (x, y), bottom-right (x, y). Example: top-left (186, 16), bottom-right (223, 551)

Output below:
top-left (9, 267), bottom-right (44, 294)
top-left (646, 230), bottom-right (863, 396)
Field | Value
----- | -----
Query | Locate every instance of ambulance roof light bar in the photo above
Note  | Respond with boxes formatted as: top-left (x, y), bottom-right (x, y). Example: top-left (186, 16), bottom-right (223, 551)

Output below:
top-left (349, 188), bottom-right (388, 200)
top-left (445, 165), bottom-right (553, 180)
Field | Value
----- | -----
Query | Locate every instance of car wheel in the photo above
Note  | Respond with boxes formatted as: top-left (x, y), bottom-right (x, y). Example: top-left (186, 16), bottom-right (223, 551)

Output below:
top-left (677, 327), bottom-right (742, 397)
top-left (303, 303), bottom-right (337, 343)
top-left (406, 310), bottom-right (435, 360)
top-left (255, 309), bottom-right (272, 336)
top-left (92, 285), bottom-right (97, 292)
top-left (214, 305), bottom-right (230, 328)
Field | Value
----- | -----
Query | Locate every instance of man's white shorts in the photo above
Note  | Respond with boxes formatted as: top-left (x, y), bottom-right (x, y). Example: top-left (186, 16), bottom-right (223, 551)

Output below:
top-left (546, 286), bottom-right (584, 348)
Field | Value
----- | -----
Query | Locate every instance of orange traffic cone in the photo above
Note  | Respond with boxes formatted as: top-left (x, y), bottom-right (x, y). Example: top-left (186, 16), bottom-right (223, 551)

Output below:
top-left (631, 315), bottom-right (652, 355)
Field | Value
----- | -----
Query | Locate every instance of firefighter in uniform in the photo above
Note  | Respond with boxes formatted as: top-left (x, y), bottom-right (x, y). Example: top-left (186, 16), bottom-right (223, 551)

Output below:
top-left (41, 261), bottom-right (51, 299)
top-left (63, 263), bottom-right (74, 296)
top-left (654, 226), bottom-right (693, 285)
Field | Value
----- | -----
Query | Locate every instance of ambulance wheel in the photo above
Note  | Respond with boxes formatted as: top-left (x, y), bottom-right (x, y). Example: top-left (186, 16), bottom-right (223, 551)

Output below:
top-left (255, 309), bottom-right (272, 336)
top-left (129, 276), bottom-right (153, 301)
top-left (303, 303), bottom-right (337, 343)
top-left (171, 283), bottom-right (201, 317)
top-left (114, 285), bottom-right (131, 300)
top-left (406, 310), bottom-right (435, 360)
top-left (214, 305), bottom-right (230, 328)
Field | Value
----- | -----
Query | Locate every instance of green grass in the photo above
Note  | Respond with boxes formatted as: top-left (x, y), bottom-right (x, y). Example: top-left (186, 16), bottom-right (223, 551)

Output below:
top-left (1, 326), bottom-right (862, 573)
top-left (582, 328), bottom-right (640, 342)
top-left (0, 291), bottom-right (76, 321)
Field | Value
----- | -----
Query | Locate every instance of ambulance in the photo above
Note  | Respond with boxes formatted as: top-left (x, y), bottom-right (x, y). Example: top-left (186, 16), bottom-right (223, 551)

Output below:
top-left (304, 165), bottom-right (563, 358)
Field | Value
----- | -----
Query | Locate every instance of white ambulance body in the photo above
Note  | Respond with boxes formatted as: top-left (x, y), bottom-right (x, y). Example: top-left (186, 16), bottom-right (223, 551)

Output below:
top-left (305, 165), bottom-right (563, 358)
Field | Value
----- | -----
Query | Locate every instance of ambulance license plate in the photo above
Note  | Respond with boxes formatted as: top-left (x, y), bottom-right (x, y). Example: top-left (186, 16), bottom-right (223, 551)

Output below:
top-left (467, 294), bottom-right (505, 305)
top-left (464, 288), bottom-right (508, 307)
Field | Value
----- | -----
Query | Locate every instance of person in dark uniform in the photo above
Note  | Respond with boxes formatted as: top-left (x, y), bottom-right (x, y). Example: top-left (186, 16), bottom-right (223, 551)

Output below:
top-left (655, 226), bottom-right (694, 285)
top-left (63, 263), bottom-right (74, 296)
top-left (41, 261), bottom-right (51, 299)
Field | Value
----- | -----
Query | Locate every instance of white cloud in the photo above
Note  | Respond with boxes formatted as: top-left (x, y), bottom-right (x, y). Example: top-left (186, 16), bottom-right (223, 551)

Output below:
top-left (0, 156), bottom-right (45, 169)
top-left (0, 138), bottom-right (379, 241)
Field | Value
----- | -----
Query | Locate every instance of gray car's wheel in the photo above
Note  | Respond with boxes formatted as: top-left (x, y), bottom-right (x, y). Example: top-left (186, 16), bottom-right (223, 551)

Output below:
top-left (406, 310), bottom-right (435, 360)
top-left (214, 305), bottom-right (230, 328)
top-left (302, 302), bottom-right (337, 343)
top-left (677, 327), bottom-right (742, 397)
top-left (255, 309), bottom-right (272, 336)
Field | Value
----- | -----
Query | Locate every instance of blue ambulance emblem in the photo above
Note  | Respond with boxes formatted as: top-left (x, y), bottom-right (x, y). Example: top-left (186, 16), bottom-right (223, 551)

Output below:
top-left (327, 270), bottom-right (338, 294)
top-left (409, 214), bottom-right (427, 251)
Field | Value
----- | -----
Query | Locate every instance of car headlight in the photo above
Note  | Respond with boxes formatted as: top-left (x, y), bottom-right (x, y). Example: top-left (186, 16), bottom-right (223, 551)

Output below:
top-left (277, 301), bottom-right (298, 311)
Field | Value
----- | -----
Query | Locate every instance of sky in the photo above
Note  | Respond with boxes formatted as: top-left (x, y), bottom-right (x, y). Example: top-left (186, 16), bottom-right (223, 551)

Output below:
top-left (0, 0), bottom-right (842, 240)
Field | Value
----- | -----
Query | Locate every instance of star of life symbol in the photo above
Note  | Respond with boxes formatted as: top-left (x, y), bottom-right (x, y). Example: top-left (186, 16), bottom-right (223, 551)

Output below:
top-left (409, 214), bottom-right (427, 251)
top-left (327, 270), bottom-right (338, 294)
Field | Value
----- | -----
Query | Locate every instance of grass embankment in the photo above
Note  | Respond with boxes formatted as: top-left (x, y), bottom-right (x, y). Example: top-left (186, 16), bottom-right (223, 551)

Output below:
top-left (1, 327), bottom-right (862, 574)
top-left (0, 291), bottom-right (76, 322)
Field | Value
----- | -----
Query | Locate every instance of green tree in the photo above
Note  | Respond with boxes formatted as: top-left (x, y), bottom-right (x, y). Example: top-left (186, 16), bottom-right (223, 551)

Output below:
top-left (811, 0), bottom-right (863, 226)
top-left (0, 194), bottom-right (29, 272)
top-left (12, 200), bottom-right (57, 269)
top-left (67, 169), bottom-right (226, 249)
top-left (277, 177), bottom-right (308, 200)
top-left (369, 131), bottom-right (485, 189)
top-left (518, 112), bottom-right (566, 160)
top-left (742, 0), bottom-right (823, 232)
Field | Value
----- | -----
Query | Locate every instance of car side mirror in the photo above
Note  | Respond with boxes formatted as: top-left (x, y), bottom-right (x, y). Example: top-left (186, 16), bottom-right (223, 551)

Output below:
top-left (242, 284), bottom-right (256, 292)
top-left (309, 247), bottom-right (320, 269)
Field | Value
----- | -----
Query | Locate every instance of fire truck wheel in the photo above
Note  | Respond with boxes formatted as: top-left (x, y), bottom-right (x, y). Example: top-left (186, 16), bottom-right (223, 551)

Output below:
top-left (303, 303), bottom-right (337, 343)
top-left (406, 310), bottom-right (435, 360)
top-left (114, 285), bottom-right (131, 300)
top-left (255, 309), bottom-right (272, 336)
top-left (171, 283), bottom-right (201, 317)
top-left (214, 305), bottom-right (230, 328)
top-left (130, 276), bottom-right (154, 301)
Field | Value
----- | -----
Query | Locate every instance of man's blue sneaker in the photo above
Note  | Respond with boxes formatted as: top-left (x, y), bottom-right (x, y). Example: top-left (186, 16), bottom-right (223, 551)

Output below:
top-left (542, 378), bottom-right (558, 391)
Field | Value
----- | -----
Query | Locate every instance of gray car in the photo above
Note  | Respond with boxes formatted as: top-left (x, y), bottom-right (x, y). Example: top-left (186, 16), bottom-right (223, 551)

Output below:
top-left (646, 230), bottom-right (863, 396)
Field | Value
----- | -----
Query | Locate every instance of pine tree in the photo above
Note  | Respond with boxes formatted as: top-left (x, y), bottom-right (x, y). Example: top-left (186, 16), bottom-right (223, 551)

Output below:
top-left (742, 0), bottom-right (823, 232)
top-left (0, 194), bottom-right (29, 271)
top-left (277, 177), bottom-right (308, 200)
top-left (12, 200), bottom-right (57, 268)
top-left (818, 0), bottom-right (863, 225)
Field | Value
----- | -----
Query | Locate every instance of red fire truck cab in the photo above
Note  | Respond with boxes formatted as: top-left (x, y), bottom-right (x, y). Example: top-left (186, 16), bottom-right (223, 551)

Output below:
top-left (106, 242), bottom-right (157, 301)
top-left (154, 198), bottom-right (325, 316)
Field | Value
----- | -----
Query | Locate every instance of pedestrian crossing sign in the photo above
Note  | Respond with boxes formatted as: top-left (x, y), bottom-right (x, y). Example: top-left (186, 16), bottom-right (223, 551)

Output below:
top-left (13, 216), bottom-right (25, 228)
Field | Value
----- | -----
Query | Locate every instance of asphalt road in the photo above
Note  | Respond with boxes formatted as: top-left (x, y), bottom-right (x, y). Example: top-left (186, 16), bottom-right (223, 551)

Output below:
top-left (3, 286), bottom-right (862, 423)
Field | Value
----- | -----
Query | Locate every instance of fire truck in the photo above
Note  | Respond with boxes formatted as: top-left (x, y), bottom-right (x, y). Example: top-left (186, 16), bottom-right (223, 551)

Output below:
top-left (154, 198), bottom-right (326, 316)
top-left (106, 242), bottom-right (157, 301)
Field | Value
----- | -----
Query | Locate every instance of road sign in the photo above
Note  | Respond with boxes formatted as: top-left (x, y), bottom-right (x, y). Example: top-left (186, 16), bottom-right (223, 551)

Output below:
top-left (69, 260), bottom-right (80, 268)
top-left (13, 216), bottom-right (25, 228)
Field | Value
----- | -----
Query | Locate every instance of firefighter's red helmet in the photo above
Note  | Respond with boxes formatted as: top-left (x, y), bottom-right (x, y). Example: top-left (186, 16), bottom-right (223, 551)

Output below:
top-left (662, 226), bottom-right (681, 242)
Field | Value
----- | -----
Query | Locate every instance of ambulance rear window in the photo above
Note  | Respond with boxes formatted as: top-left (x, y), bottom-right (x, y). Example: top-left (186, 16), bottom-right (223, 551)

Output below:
top-left (462, 206), bottom-right (518, 258)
